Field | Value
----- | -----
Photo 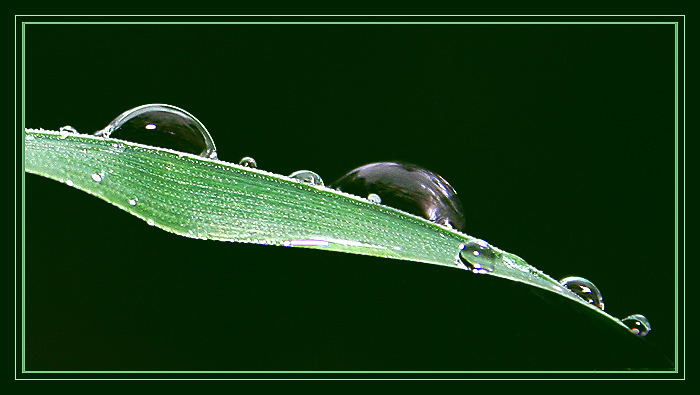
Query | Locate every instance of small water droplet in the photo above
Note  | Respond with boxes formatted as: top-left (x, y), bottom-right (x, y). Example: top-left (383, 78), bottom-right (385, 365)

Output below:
top-left (128, 198), bottom-right (139, 206)
top-left (25, 135), bottom-right (34, 142)
top-left (147, 219), bottom-right (155, 226)
top-left (98, 104), bottom-right (217, 158)
top-left (367, 193), bottom-right (382, 204)
top-left (239, 156), bottom-right (257, 168)
top-left (621, 314), bottom-right (651, 336)
top-left (111, 142), bottom-right (126, 152)
top-left (59, 125), bottom-right (78, 134)
top-left (559, 276), bottom-right (604, 310)
top-left (65, 179), bottom-right (74, 187)
top-left (91, 173), bottom-right (103, 183)
top-left (459, 240), bottom-right (497, 274)
top-left (289, 170), bottom-right (324, 186)
top-left (330, 162), bottom-right (465, 230)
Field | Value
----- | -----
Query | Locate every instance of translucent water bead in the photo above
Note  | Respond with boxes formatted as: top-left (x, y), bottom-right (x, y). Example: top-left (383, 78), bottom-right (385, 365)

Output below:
top-left (97, 104), bottom-right (217, 158)
top-left (330, 161), bottom-right (465, 230)
top-left (559, 276), bottom-right (605, 310)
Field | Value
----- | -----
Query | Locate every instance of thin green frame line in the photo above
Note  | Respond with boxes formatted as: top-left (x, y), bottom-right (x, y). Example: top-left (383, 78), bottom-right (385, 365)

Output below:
top-left (24, 370), bottom-right (677, 374)
top-left (15, 14), bottom-right (687, 16)
top-left (18, 17), bottom-right (682, 377)
top-left (14, 378), bottom-right (687, 381)
top-left (21, 21), bottom-right (26, 375)
top-left (682, 17), bottom-right (686, 375)
top-left (674, 22), bottom-right (679, 373)
top-left (22, 21), bottom-right (677, 25)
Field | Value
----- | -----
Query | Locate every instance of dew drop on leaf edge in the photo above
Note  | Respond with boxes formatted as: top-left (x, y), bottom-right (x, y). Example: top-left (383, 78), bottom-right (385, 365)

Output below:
top-left (289, 170), bottom-right (324, 186)
top-left (99, 104), bottom-right (217, 159)
top-left (459, 240), bottom-right (497, 274)
top-left (622, 314), bottom-right (651, 336)
top-left (330, 161), bottom-right (465, 230)
top-left (559, 276), bottom-right (605, 310)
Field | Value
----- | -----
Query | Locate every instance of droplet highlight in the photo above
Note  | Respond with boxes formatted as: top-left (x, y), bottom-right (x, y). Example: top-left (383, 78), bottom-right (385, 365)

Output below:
top-left (98, 104), bottom-right (217, 158)
top-left (459, 240), bottom-right (497, 274)
top-left (621, 314), bottom-right (651, 336)
top-left (91, 173), bottom-right (103, 183)
top-left (239, 156), bottom-right (257, 168)
top-left (559, 276), bottom-right (604, 310)
top-left (330, 161), bottom-right (465, 230)
top-left (289, 170), bottom-right (324, 186)
top-left (128, 198), bottom-right (139, 206)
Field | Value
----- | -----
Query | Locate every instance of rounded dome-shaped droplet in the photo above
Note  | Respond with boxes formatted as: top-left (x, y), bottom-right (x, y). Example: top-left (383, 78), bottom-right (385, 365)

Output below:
top-left (559, 276), bottom-right (605, 310)
top-left (239, 156), bottom-right (257, 168)
top-left (621, 314), bottom-right (651, 336)
top-left (289, 170), bottom-right (324, 186)
top-left (330, 161), bottom-right (465, 230)
top-left (459, 240), bottom-right (497, 274)
top-left (59, 125), bottom-right (78, 134)
top-left (100, 104), bottom-right (217, 158)
top-left (367, 193), bottom-right (382, 204)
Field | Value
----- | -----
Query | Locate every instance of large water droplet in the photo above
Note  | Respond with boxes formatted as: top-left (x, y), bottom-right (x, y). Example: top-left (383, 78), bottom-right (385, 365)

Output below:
top-left (289, 170), bottom-right (324, 186)
top-left (459, 240), bottom-right (497, 274)
top-left (621, 314), bottom-right (651, 336)
top-left (559, 276), bottom-right (604, 310)
top-left (98, 104), bottom-right (217, 158)
top-left (239, 156), bottom-right (257, 168)
top-left (330, 162), bottom-right (465, 230)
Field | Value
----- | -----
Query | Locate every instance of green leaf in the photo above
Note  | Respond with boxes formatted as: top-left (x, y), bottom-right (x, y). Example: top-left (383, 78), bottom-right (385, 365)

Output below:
top-left (24, 128), bottom-right (631, 332)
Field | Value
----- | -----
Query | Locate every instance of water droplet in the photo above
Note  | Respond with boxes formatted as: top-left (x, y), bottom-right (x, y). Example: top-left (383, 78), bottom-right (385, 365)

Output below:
top-left (147, 219), bottom-right (155, 226)
top-left (459, 240), bottom-right (497, 274)
top-left (25, 135), bottom-right (34, 142)
top-left (111, 142), bottom-right (126, 152)
top-left (289, 170), bottom-right (324, 186)
top-left (622, 314), bottom-right (651, 336)
top-left (330, 161), bottom-right (465, 230)
top-left (59, 125), bottom-right (78, 134)
top-left (367, 193), bottom-right (382, 204)
top-left (99, 104), bottom-right (217, 158)
top-left (559, 276), bottom-right (604, 310)
top-left (91, 173), bottom-right (103, 183)
top-left (239, 156), bottom-right (257, 168)
top-left (65, 179), bottom-right (74, 187)
top-left (128, 198), bottom-right (139, 206)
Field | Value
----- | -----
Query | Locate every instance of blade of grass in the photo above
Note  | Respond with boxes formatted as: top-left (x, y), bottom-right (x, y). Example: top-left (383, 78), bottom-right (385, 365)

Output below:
top-left (24, 128), bottom-right (631, 331)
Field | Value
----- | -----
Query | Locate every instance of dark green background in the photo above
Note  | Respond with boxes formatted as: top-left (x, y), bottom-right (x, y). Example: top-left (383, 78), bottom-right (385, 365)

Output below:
top-left (24, 23), bottom-right (677, 371)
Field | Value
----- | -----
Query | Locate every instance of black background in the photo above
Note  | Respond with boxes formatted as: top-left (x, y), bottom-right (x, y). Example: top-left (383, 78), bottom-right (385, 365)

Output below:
top-left (23, 21), bottom-right (678, 372)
